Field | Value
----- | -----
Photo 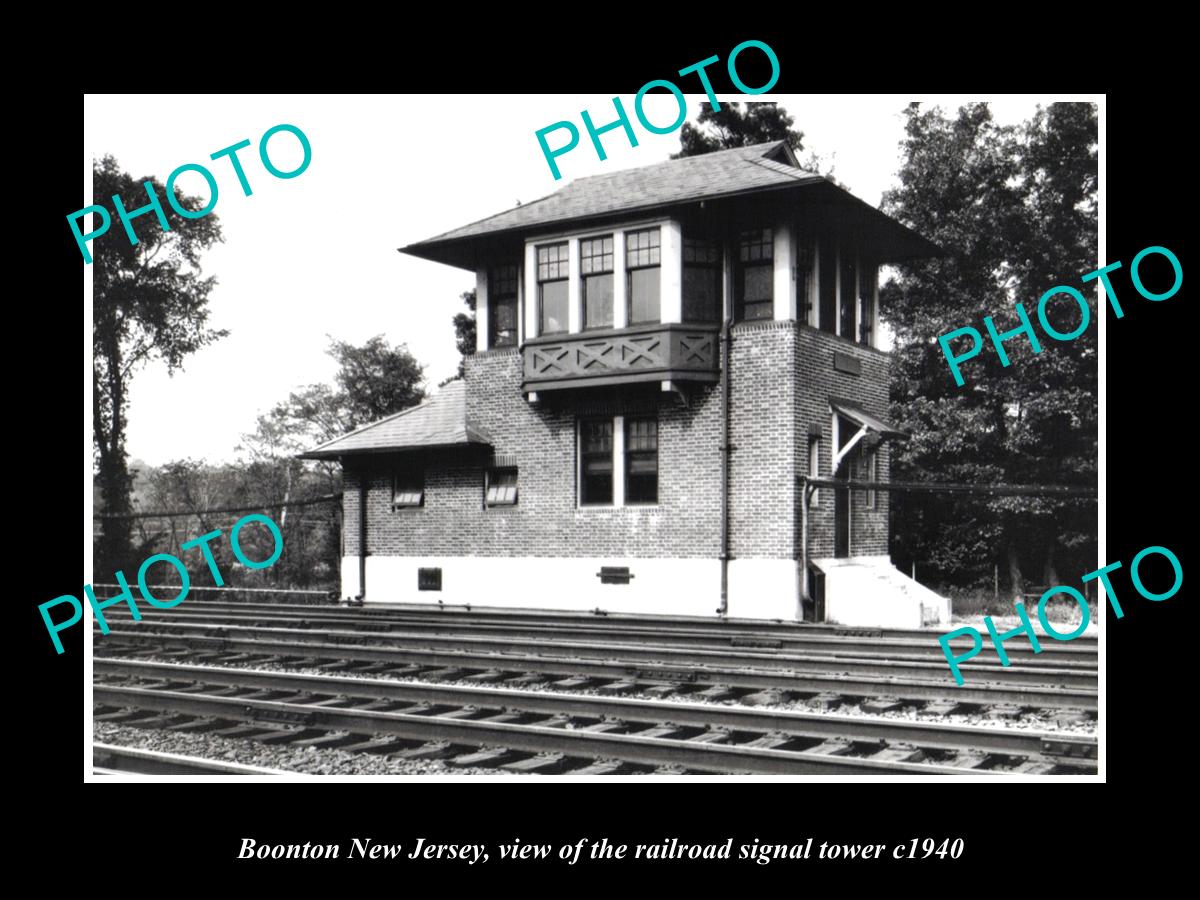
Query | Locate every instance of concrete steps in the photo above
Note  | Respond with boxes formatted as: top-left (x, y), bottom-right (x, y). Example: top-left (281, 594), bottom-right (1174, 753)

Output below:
top-left (812, 556), bottom-right (951, 629)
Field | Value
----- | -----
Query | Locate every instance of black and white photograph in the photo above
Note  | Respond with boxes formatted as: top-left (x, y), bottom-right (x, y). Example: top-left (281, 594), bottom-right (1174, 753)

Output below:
top-left (72, 89), bottom-right (1118, 788)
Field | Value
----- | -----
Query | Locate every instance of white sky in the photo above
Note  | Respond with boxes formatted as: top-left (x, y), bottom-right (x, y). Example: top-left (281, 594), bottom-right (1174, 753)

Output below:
top-left (84, 94), bottom-right (1068, 466)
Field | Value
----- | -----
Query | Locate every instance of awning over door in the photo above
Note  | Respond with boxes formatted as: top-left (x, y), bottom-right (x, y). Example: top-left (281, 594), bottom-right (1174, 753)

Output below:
top-left (830, 400), bottom-right (908, 440)
top-left (830, 400), bottom-right (908, 475)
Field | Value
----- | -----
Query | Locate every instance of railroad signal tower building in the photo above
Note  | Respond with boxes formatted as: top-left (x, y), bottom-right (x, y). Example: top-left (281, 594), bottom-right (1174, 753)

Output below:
top-left (303, 141), bottom-right (950, 627)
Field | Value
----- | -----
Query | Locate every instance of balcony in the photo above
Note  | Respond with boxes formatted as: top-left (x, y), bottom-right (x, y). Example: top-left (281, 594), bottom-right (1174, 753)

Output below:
top-left (522, 322), bottom-right (720, 394)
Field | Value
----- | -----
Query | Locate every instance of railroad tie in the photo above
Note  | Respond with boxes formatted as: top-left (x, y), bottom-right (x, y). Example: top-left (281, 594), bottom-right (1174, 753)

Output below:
top-left (450, 747), bottom-right (523, 768)
top-left (338, 736), bottom-right (418, 755)
top-left (740, 689), bottom-right (786, 707)
top-left (800, 692), bottom-right (842, 709)
top-left (551, 677), bottom-right (595, 690)
top-left (804, 738), bottom-right (855, 756)
top-left (501, 753), bottom-right (567, 774)
top-left (569, 759), bottom-right (626, 775)
top-left (596, 681), bottom-right (639, 695)
top-left (860, 697), bottom-right (905, 714)
top-left (867, 743), bottom-right (926, 763)
top-left (389, 741), bottom-right (455, 761)
top-left (694, 685), bottom-right (737, 702)
top-left (919, 700), bottom-right (962, 716)
top-left (642, 684), bottom-right (680, 698)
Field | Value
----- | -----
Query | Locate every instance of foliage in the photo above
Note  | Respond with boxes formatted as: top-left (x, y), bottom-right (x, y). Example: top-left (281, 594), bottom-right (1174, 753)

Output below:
top-left (673, 102), bottom-right (806, 158)
top-left (93, 154), bottom-right (227, 576)
top-left (453, 289), bottom-right (477, 377)
top-left (882, 103), bottom-right (1098, 592)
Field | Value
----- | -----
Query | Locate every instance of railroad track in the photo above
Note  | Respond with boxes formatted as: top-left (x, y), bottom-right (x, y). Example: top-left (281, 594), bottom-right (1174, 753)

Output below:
top-left (100, 599), bottom-right (1097, 666)
top-left (93, 659), bottom-right (1095, 776)
top-left (93, 742), bottom-right (294, 776)
top-left (96, 624), bottom-right (1098, 711)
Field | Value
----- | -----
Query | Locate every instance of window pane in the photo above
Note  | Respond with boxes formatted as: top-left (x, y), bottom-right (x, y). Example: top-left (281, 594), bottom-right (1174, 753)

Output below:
top-left (393, 469), bottom-right (424, 508)
top-left (537, 243), bottom-right (568, 280)
top-left (584, 273), bottom-right (614, 328)
top-left (625, 417), bottom-right (658, 504)
top-left (582, 472), bottom-right (612, 505)
top-left (626, 228), bottom-right (661, 268)
top-left (582, 419), bottom-right (612, 452)
top-left (540, 280), bottom-right (568, 334)
top-left (490, 295), bottom-right (518, 347)
top-left (743, 265), bottom-right (772, 302)
top-left (840, 254), bottom-right (857, 339)
top-left (486, 468), bottom-right (518, 506)
top-left (628, 268), bottom-right (660, 323)
top-left (682, 266), bottom-right (720, 322)
top-left (581, 236), bottom-right (613, 274)
top-left (580, 419), bottom-right (614, 505)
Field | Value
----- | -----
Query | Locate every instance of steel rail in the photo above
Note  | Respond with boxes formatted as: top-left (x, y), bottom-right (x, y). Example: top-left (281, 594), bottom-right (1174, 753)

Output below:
top-left (92, 742), bottom-right (293, 776)
top-left (96, 628), bottom-right (1099, 709)
top-left (100, 604), bottom-right (1097, 664)
top-left (94, 589), bottom-right (1099, 646)
top-left (96, 619), bottom-right (1097, 687)
top-left (95, 658), bottom-right (1097, 765)
top-left (92, 683), bottom-right (1009, 776)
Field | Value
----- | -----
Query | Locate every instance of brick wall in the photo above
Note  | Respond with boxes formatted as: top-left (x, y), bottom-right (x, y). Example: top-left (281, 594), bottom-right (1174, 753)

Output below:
top-left (344, 347), bottom-right (724, 559)
top-left (796, 325), bottom-right (892, 558)
top-left (341, 324), bottom-right (894, 563)
top-left (729, 321), bottom-right (797, 559)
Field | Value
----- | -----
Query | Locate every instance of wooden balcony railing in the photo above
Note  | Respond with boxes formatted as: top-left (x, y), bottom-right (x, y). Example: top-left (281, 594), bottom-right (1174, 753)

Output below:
top-left (522, 322), bottom-right (720, 393)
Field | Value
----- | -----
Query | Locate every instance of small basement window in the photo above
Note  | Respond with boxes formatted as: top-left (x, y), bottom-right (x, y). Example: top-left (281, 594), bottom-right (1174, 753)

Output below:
top-left (393, 469), bottom-right (424, 509)
top-left (485, 467), bottom-right (518, 506)
top-left (418, 567), bottom-right (442, 591)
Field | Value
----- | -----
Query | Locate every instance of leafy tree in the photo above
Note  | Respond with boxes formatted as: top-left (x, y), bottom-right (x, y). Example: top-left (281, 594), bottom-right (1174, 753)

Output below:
top-left (882, 103), bottom-right (1098, 594)
top-left (93, 155), bottom-right (227, 576)
top-left (673, 102), bottom-right (806, 158)
top-left (452, 289), bottom-right (476, 377)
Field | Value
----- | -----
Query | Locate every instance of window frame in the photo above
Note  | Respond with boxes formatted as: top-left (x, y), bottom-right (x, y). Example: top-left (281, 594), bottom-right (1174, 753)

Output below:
top-left (624, 415), bottom-right (659, 506)
top-left (536, 241), bottom-right (570, 336)
top-left (858, 261), bottom-right (876, 347)
top-left (488, 264), bottom-right (519, 349)
top-left (682, 235), bottom-right (722, 324)
top-left (392, 467), bottom-right (425, 510)
top-left (808, 435), bottom-right (821, 508)
top-left (484, 466), bottom-right (519, 508)
top-left (624, 227), bottom-right (662, 326)
top-left (735, 227), bottom-right (774, 323)
top-left (578, 417), bottom-right (615, 507)
top-left (579, 234), bottom-right (615, 331)
top-left (866, 450), bottom-right (878, 510)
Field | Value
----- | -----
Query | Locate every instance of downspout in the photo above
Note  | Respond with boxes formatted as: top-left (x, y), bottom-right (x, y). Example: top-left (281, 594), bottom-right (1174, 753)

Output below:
top-left (357, 473), bottom-right (367, 602)
top-left (718, 253), bottom-right (733, 617)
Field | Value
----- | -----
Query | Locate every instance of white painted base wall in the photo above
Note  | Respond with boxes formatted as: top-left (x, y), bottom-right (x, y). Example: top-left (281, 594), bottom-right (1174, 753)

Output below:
top-left (340, 556), bottom-right (801, 620)
top-left (813, 556), bottom-right (952, 629)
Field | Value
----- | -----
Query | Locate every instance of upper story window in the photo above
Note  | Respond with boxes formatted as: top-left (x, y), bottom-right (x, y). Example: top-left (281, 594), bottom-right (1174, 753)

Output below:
top-left (858, 263), bottom-right (876, 346)
top-left (579, 418), bottom-right (614, 506)
top-left (488, 264), bottom-right (519, 348)
top-left (682, 236), bottom-right (721, 323)
top-left (537, 242), bottom-right (569, 335)
top-left (580, 235), bottom-right (614, 330)
top-left (819, 240), bottom-right (837, 335)
top-left (839, 253), bottom-right (857, 340)
top-left (625, 228), bottom-right (661, 325)
top-left (736, 228), bottom-right (774, 321)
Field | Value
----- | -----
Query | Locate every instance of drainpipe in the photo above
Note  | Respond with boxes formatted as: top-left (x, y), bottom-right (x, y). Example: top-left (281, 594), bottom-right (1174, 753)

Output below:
top-left (718, 258), bottom-right (733, 617)
top-left (357, 474), bottom-right (367, 602)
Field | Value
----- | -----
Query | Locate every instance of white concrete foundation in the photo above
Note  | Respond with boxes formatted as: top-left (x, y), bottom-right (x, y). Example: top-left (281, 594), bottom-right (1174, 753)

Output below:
top-left (341, 555), bottom-right (801, 620)
top-left (813, 556), bottom-right (952, 629)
